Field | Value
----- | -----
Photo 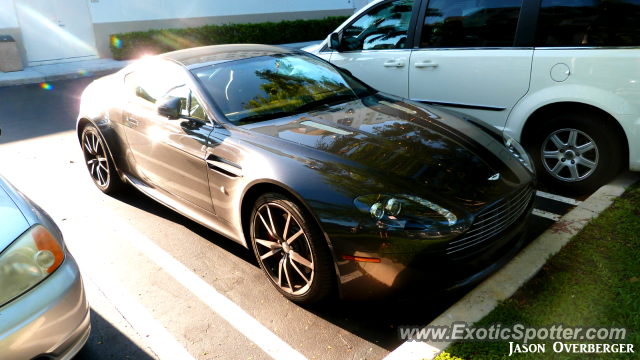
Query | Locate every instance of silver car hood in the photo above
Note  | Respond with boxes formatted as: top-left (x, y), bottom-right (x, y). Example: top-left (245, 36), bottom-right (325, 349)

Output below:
top-left (0, 183), bottom-right (30, 252)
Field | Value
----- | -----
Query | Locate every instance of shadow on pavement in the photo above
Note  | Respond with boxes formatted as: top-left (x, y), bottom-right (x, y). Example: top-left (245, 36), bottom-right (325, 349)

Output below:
top-left (109, 186), bottom-right (260, 268)
top-left (74, 307), bottom-right (156, 360)
top-left (0, 76), bottom-right (101, 145)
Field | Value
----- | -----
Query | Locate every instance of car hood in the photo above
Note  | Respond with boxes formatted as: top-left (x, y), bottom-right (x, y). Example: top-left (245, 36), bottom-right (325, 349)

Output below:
top-left (244, 94), bottom-right (532, 212)
top-left (0, 182), bottom-right (30, 252)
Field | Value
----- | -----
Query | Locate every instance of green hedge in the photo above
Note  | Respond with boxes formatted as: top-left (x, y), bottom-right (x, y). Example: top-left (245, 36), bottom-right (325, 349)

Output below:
top-left (109, 16), bottom-right (348, 60)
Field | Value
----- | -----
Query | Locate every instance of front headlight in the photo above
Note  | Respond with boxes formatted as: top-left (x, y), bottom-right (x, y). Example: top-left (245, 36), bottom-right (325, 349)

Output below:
top-left (0, 225), bottom-right (65, 307)
top-left (504, 133), bottom-right (534, 174)
top-left (354, 194), bottom-right (468, 238)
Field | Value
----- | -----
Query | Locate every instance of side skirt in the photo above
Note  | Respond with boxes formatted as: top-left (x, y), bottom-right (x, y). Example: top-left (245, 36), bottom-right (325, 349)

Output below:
top-left (124, 174), bottom-right (247, 247)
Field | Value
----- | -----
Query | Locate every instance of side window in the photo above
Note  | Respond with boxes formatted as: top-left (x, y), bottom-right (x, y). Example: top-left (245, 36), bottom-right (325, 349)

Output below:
top-left (535, 0), bottom-right (640, 46)
top-left (163, 85), bottom-right (189, 117)
top-left (125, 63), bottom-right (187, 106)
top-left (419, 0), bottom-right (522, 48)
top-left (342, 0), bottom-right (415, 51)
top-left (189, 92), bottom-right (207, 121)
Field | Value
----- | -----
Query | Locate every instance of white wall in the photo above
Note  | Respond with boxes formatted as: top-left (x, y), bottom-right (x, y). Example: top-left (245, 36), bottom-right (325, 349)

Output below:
top-left (0, 0), bottom-right (19, 28)
top-left (88, 0), bottom-right (355, 23)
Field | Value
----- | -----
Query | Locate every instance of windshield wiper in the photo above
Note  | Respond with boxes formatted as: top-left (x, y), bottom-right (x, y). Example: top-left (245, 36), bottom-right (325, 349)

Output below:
top-left (293, 94), bottom-right (358, 113)
top-left (237, 111), bottom-right (303, 123)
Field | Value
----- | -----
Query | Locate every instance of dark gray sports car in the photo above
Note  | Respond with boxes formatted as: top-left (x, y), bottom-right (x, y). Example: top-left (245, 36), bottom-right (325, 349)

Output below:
top-left (77, 44), bottom-right (535, 303)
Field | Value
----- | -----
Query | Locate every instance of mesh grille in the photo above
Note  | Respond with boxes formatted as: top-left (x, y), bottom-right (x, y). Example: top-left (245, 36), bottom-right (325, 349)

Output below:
top-left (447, 184), bottom-right (535, 255)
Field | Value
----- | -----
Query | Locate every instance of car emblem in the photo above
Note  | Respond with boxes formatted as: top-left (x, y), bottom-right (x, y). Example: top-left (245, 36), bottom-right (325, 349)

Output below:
top-left (488, 173), bottom-right (500, 181)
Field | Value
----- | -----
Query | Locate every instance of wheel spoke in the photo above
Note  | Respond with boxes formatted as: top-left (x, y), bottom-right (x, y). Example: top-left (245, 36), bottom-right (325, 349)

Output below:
top-left (550, 161), bottom-right (565, 175)
top-left (99, 163), bottom-right (108, 173)
top-left (92, 134), bottom-right (99, 154)
top-left (290, 257), bottom-right (310, 284)
top-left (84, 141), bottom-right (95, 155)
top-left (290, 251), bottom-right (313, 270)
top-left (580, 158), bottom-right (597, 169)
top-left (98, 157), bottom-right (108, 163)
top-left (255, 239), bottom-right (281, 250)
top-left (567, 130), bottom-right (578, 147)
top-left (283, 258), bottom-right (293, 290)
top-left (550, 134), bottom-right (565, 149)
top-left (260, 248), bottom-right (281, 260)
top-left (287, 229), bottom-right (304, 245)
top-left (283, 212), bottom-right (291, 241)
top-left (277, 258), bottom-right (284, 287)
top-left (576, 142), bottom-right (595, 153)
top-left (266, 204), bottom-right (277, 236)
top-left (258, 213), bottom-right (275, 237)
top-left (568, 164), bottom-right (580, 180)
top-left (87, 159), bottom-right (97, 165)
top-left (97, 167), bottom-right (105, 185)
top-left (90, 162), bottom-right (96, 176)
top-left (543, 150), bottom-right (559, 159)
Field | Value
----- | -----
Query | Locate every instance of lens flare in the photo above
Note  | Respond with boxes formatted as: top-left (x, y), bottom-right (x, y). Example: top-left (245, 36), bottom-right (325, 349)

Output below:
top-left (40, 83), bottom-right (53, 90)
top-left (111, 36), bottom-right (122, 49)
top-left (78, 69), bottom-right (89, 77)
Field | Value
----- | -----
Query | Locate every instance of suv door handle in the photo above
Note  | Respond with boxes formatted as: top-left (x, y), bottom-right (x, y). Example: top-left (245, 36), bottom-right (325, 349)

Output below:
top-left (383, 60), bottom-right (405, 68)
top-left (125, 117), bottom-right (139, 128)
top-left (415, 61), bottom-right (438, 68)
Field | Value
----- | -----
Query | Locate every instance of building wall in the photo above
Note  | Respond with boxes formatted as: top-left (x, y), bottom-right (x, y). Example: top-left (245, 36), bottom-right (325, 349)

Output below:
top-left (1, 0), bottom-right (354, 66)
top-left (0, 0), bottom-right (28, 67)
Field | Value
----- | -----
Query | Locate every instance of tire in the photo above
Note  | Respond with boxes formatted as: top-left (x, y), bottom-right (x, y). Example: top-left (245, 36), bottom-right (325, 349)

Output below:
top-left (250, 192), bottom-right (334, 304)
top-left (81, 124), bottom-right (124, 194)
top-left (526, 112), bottom-right (623, 195)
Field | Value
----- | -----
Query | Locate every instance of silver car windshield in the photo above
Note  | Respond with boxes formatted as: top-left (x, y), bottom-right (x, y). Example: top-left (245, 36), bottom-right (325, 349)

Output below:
top-left (191, 53), bottom-right (370, 125)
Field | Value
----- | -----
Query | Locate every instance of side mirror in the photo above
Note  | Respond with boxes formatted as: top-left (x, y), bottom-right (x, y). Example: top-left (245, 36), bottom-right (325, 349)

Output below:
top-left (329, 33), bottom-right (341, 51)
top-left (156, 97), bottom-right (182, 119)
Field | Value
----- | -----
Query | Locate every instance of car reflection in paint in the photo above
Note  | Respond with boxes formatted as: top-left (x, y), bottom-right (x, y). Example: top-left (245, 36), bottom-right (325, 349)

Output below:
top-left (77, 44), bottom-right (535, 303)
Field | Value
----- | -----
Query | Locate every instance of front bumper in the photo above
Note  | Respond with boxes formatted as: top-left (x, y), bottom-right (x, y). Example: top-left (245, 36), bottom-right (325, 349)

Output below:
top-left (334, 199), bottom-right (534, 300)
top-left (0, 251), bottom-right (90, 360)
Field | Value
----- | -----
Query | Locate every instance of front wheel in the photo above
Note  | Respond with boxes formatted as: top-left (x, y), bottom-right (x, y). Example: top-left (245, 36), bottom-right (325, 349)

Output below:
top-left (81, 124), bottom-right (124, 194)
top-left (527, 112), bottom-right (623, 195)
top-left (250, 193), bottom-right (334, 304)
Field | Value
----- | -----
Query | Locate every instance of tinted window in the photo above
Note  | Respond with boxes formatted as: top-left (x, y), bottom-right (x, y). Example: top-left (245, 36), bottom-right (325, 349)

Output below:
top-left (189, 92), bottom-right (207, 121)
top-left (535, 0), bottom-right (640, 46)
top-left (191, 53), bottom-right (371, 125)
top-left (124, 64), bottom-right (186, 106)
top-left (420, 0), bottom-right (522, 48)
top-left (342, 0), bottom-right (415, 51)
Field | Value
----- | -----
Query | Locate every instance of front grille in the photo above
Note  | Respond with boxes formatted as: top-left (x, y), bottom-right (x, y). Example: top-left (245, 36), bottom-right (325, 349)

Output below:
top-left (447, 184), bottom-right (535, 255)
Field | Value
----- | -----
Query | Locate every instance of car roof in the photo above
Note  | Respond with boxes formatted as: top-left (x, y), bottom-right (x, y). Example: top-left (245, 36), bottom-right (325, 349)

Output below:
top-left (156, 44), bottom-right (296, 70)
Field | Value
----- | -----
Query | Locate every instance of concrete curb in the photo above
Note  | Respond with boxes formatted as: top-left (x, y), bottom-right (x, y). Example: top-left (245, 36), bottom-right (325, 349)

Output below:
top-left (0, 59), bottom-right (131, 88)
top-left (384, 171), bottom-right (640, 360)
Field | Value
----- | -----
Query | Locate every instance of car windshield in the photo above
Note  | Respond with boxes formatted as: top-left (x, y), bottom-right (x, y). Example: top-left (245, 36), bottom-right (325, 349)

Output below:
top-left (191, 53), bottom-right (373, 125)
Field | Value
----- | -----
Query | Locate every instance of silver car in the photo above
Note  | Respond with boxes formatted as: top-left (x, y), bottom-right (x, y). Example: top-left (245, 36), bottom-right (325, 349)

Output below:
top-left (0, 173), bottom-right (90, 359)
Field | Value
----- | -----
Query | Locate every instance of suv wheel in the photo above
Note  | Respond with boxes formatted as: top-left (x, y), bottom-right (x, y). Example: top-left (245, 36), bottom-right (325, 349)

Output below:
top-left (527, 112), bottom-right (623, 195)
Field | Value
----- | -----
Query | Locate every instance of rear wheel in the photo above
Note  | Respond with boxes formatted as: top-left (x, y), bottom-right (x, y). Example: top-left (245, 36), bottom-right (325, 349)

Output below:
top-left (250, 193), bottom-right (334, 304)
top-left (527, 112), bottom-right (623, 195)
top-left (81, 124), bottom-right (123, 194)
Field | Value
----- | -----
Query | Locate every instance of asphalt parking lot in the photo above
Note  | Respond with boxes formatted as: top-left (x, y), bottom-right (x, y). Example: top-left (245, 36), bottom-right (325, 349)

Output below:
top-left (0, 75), bottom-right (591, 360)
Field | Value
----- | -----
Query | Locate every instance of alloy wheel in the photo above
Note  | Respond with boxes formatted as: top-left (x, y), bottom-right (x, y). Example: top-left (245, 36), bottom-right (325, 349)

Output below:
top-left (83, 130), bottom-right (109, 187)
top-left (541, 128), bottom-right (599, 182)
top-left (253, 203), bottom-right (315, 295)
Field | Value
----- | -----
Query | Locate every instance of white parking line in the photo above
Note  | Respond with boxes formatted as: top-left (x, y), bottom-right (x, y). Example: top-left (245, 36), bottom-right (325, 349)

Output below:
top-left (72, 252), bottom-right (196, 360)
top-left (536, 191), bottom-right (583, 205)
top-left (97, 208), bottom-right (308, 360)
top-left (532, 208), bottom-right (562, 221)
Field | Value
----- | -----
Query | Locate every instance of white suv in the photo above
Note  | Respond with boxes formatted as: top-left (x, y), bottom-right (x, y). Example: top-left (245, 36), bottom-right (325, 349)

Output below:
top-left (304, 0), bottom-right (640, 194)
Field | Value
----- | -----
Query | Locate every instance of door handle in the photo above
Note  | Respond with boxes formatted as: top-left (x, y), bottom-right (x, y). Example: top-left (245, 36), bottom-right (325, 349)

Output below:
top-left (383, 60), bottom-right (405, 68)
top-left (206, 156), bottom-right (243, 177)
top-left (125, 117), bottom-right (139, 128)
top-left (415, 61), bottom-right (438, 68)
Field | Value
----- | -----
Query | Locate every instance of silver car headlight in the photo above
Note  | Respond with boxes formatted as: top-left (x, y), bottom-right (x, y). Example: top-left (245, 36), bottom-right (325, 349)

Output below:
top-left (0, 225), bottom-right (65, 307)
top-left (354, 194), bottom-right (469, 238)
top-left (504, 133), bottom-right (534, 174)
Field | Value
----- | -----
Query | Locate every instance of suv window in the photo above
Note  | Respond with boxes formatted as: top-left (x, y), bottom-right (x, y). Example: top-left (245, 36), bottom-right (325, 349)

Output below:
top-left (535, 0), bottom-right (640, 46)
top-left (341, 0), bottom-right (415, 51)
top-left (419, 0), bottom-right (522, 48)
